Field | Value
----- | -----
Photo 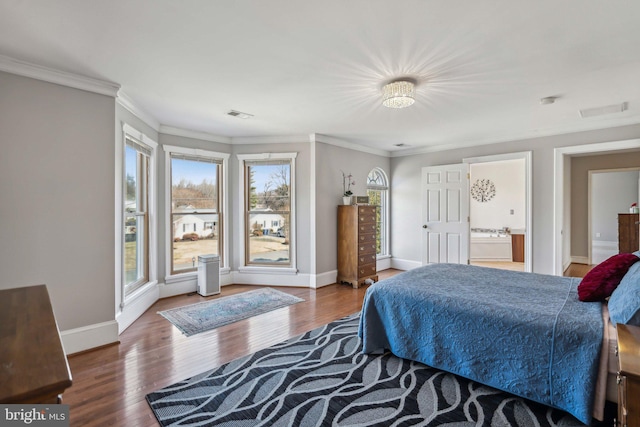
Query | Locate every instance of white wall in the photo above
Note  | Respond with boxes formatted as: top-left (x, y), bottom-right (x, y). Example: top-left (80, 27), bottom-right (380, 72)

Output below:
top-left (470, 159), bottom-right (525, 231)
top-left (592, 170), bottom-right (639, 243)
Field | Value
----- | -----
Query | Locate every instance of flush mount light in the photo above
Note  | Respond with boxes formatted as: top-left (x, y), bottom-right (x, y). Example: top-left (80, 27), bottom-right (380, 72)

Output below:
top-left (382, 80), bottom-right (415, 109)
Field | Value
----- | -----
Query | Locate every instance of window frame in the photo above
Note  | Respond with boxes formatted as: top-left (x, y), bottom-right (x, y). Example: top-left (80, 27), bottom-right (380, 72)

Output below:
top-left (237, 152), bottom-right (297, 274)
top-left (164, 145), bottom-right (230, 278)
top-left (367, 167), bottom-right (390, 258)
top-left (119, 123), bottom-right (157, 300)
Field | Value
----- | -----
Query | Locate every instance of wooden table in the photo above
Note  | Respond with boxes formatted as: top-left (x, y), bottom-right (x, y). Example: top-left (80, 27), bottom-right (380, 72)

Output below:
top-left (0, 285), bottom-right (72, 403)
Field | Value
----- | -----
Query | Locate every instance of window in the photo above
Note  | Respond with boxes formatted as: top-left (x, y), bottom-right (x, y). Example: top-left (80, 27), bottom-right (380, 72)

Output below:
top-left (122, 130), bottom-right (154, 296)
top-left (169, 153), bottom-right (223, 274)
top-left (239, 153), bottom-right (296, 268)
top-left (367, 167), bottom-right (389, 257)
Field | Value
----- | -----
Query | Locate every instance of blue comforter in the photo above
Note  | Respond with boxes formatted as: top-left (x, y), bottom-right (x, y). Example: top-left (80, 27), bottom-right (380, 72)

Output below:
top-left (358, 264), bottom-right (603, 424)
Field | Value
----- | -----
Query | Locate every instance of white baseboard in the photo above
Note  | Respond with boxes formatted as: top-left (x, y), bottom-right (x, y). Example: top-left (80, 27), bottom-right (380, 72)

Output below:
top-left (313, 270), bottom-right (337, 288)
top-left (377, 257), bottom-right (392, 271)
top-left (117, 282), bottom-right (159, 334)
top-left (390, 258), bottom-right (421, 271)
top-left (61, 320), bottom-right (119, 355)
top-left (570, 256), bottom-right (590, 265)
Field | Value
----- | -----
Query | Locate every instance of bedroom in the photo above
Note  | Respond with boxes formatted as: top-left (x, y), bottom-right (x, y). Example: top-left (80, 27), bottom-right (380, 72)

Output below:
top-left (1, 1), bottom-right (640, 426)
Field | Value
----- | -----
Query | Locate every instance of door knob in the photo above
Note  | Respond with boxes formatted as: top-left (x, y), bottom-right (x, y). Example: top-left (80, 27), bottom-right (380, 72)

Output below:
top-left (422, 225), bottom-right (428, 229)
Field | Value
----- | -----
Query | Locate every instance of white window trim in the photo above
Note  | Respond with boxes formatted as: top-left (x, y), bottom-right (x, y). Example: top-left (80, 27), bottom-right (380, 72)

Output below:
top-left (117, 123), bottom-right (158, 308)
top-left (163, 144), bottom-right (230, 280)
top-left (367, 167), bottom-right (390, 258)
top-left (237, 152), bottom-right (298, 274)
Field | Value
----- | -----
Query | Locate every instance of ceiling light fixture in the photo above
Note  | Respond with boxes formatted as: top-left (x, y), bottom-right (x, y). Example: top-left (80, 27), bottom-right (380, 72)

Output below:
top-left (382, 80), bottom-right (415, 109)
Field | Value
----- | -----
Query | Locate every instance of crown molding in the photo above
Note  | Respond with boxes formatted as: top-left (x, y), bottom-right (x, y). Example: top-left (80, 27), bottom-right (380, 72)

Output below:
top-left (159, 125), bottom-right (232, 144)
top-left (390, 115), bottom-right (640, 158)
top-left (0, 54), bottom-right (120, 97)
top-left (117, 92), bottom-right (160, 131)
top-left (231, 135), bottom-right (310, 145)
top-left (312, 134), bottom-right (391, 157)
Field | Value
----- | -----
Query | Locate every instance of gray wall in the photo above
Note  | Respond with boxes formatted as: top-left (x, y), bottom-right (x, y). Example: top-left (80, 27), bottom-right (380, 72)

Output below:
top-left (391, 124), bottom-right (640, 274)
top-left (571, 153), bottom-right (640, 257)
top-left (314, 142), bottom-right (390, 273)
top-left (0, 71), bottom-right (115, 330)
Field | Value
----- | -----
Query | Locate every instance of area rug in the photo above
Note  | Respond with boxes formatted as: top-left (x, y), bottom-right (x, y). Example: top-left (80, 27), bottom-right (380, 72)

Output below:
top-left (146, 313), bottom-right (586, 427)
top-left (158, 288), bottom-right (304, 337)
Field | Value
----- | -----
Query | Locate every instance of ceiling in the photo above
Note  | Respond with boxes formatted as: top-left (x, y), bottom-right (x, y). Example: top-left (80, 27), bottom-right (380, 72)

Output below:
top-left (1, 0), bottom-right (640, 154)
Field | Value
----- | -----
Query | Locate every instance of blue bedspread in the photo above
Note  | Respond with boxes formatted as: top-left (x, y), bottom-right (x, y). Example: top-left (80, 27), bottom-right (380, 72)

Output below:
top-left (358, 264), bottom-right (603, 424)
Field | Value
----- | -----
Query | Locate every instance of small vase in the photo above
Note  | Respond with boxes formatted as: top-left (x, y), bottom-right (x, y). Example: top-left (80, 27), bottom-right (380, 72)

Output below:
top-left (342, 196), bottom-right (351, 205)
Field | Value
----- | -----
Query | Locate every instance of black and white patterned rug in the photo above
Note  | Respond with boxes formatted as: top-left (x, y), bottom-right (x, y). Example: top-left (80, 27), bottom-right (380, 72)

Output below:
top-left (146, 313), bottom-right (587, 426)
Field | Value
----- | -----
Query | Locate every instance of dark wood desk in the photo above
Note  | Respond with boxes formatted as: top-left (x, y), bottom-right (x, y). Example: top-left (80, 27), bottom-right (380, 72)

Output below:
top-left (0, 285), bottom-right (72, 403)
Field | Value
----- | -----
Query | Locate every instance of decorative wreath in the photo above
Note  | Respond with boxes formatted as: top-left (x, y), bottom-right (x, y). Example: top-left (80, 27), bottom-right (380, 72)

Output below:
top-left (471, 179), bottom-right (496, 202)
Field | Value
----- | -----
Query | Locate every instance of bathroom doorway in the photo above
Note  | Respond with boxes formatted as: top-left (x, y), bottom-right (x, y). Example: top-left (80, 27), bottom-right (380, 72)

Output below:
top-left (464, 152), bottom-right (531, 272)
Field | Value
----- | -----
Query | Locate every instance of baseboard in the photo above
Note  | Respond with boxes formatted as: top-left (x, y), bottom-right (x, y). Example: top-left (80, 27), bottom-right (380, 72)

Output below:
top-left (312, 270), bottom-right (337, 289)
top-left (61, 320), bottom-right (119, 355)
top-left (571, 256), bottom-right (590, 265)
top-left (377, 257), bottom-right (392, 271)
top-left (117, 282), bottom-right (159, 334)
top-left (390, 258), bottom-right (421, 271)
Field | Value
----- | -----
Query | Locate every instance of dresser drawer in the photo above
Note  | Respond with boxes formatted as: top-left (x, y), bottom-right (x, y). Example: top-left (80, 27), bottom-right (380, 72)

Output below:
top-left (358, 253), bottom-right (376, 266)
top-left (358, 242), bottom-right (377, 255)
top-left (359, 213), bottom-right (377, 224)
top-left (359, 233), bottom-right (375, 244)
top-left (358, 222), bottom-right (377, 234)
top-left (358, 263), bottom-right (376, 277)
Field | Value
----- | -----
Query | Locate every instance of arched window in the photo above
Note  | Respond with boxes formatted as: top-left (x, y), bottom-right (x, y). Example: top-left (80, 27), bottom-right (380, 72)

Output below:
top-left (367, 167), bottom-right (389, 257)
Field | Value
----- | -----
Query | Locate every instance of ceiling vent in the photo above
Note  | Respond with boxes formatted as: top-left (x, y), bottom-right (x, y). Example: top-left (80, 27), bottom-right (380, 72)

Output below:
top-left (227, 110), bottom-right (253, 119)
top-left (579, 102), bottom-right (627, 118)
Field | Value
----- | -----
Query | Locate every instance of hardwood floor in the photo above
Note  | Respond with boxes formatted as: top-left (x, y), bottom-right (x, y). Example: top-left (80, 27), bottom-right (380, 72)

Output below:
top-left (65, 269), bottom-right (401, 426)
top-left (563, 262), bottom-right (595, 278)
top-left (64, 264), bottom-right (590, 426)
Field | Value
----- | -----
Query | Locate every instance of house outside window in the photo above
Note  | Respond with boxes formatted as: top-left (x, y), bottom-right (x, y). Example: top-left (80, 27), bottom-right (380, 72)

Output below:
top-left (238, 153), bottom-right (296, 269)
top-left (121, 124), bottom-right (157, 297)
top-left (367, 167), bottom-right (389, 257)
top-left (165, 145), bottom-right (229, 276)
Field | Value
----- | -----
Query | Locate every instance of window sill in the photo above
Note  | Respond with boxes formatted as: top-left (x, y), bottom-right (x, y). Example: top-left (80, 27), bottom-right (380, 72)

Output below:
top-left (376, 254), bottom-right (391, 260)
top-left (122, 280), bottom-right (158, 308)
top-left (164, 266), bottom-right (231, 284)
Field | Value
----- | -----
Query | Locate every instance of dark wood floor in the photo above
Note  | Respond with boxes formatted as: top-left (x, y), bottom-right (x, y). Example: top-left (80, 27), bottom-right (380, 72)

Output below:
top-left (64, 265), bottom-right (589, 426)
top-left (65, 269), bottom-right (400, 426)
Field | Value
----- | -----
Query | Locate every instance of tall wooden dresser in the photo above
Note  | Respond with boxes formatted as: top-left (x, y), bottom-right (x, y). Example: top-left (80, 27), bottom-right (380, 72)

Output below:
top-left (617, 324), bottom-right (640, 427)
top-left (618, 213), bottom-right (639, 254)
top-left (337, 205), bottom-right (378, 288)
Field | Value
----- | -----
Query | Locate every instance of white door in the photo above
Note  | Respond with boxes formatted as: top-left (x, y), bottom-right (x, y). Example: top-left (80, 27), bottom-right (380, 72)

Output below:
top-left (421, 164), bottom-right (470, 265)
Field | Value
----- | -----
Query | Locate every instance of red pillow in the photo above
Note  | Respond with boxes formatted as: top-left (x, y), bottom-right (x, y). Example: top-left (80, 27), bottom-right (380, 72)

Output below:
top-left (578, 253), bottom-right (640, 301)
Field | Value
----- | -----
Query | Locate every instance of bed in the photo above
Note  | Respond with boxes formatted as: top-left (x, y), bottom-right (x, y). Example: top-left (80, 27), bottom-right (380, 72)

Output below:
top-left (357, 262), bottom-right (638, 424)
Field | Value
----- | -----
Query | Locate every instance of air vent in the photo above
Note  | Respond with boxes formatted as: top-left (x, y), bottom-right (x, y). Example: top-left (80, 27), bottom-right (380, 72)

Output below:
top-left (579, 102), bottom-right (627, 118)
top-left (227, 110), bottom-right (253, 119)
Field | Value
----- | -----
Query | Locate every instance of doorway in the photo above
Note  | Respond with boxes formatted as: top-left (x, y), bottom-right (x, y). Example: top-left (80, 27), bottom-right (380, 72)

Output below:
top-left (464, 152), bottom-right (532, 272)
top-left (589, 168), bottom-right (640, 264)
top-left (553, 138), bottom-right (640, 275)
